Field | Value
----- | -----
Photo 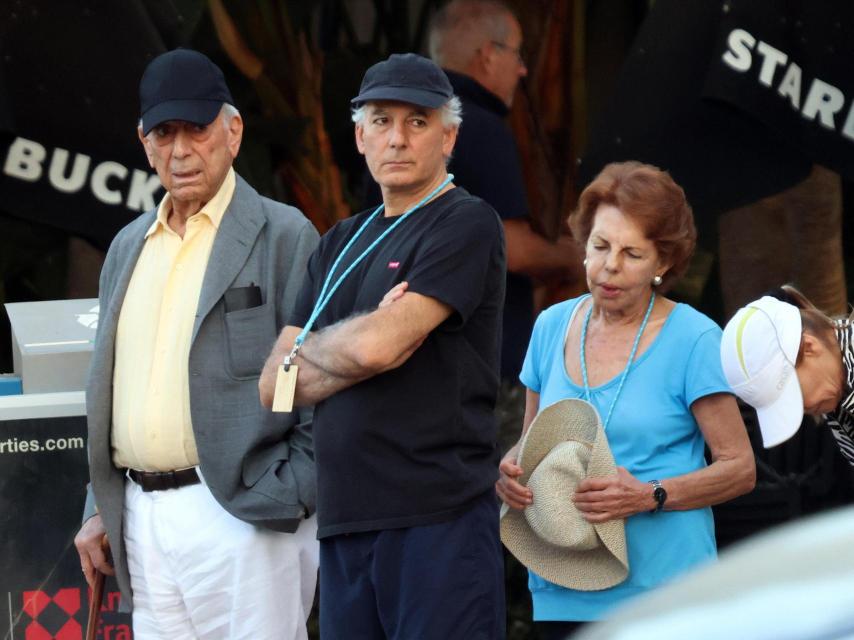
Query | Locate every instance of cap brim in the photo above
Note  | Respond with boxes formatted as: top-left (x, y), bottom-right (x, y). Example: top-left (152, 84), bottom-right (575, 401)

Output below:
top-left (141, 99), bottom-right (224, 134)
top-left (755, 365), bottom-right (804, 447)
top-left (350, 87), bottom-right (449, 109)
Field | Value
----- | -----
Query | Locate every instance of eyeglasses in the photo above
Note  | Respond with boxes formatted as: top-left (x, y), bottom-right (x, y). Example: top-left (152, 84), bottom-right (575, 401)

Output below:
top-left (491, 40), bottom-right (526, 66)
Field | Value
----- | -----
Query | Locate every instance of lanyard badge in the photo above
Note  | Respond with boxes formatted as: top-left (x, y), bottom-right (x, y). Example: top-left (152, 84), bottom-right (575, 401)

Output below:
top-left (271, 343), bottom-right (302, 412)
top-left (272, 174), bottom-right (454, 412)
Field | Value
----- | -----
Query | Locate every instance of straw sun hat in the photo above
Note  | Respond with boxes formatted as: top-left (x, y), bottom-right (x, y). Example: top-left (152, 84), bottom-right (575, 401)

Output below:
top-left (500, 398), bottom-right (629, 591)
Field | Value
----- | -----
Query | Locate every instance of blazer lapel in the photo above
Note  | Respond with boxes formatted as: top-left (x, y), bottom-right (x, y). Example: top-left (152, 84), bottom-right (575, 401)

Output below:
top-left (193, 176), bottom-right (265, 341)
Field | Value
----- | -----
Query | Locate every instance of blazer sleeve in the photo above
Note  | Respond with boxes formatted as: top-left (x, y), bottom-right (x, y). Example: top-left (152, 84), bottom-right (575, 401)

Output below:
top-left (81, 233), bottom-right (123, 522)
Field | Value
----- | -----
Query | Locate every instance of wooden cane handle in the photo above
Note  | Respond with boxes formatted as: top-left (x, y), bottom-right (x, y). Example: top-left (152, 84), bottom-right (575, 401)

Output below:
top-left (85, 535), bottom-right (109, 640)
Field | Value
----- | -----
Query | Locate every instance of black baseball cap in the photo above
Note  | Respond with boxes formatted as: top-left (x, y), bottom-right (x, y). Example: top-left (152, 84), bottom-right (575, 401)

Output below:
top-left (139, 49), bottom-right (235, 135)
top-left (351, 53), bottom-right (453, 109)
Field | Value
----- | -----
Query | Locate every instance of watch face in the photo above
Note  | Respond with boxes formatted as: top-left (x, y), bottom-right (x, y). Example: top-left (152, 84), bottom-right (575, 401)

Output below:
top-left (654, 486), bottom-right (667, 504)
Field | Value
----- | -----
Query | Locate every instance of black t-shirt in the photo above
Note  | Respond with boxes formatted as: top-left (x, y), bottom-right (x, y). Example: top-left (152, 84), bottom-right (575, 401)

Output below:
top-left (290, 187), bottom-right (506, 538)
top-left (445, 70), bottom-right (535, 382)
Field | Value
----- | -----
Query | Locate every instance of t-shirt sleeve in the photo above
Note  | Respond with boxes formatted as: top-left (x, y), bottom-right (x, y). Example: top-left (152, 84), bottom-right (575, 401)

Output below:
top-left (519, 303), bottom-right (566, 393)
top-left (287, 244), bottom-right (323, 327)
top-left (519, 313), bottom-right (547, 393)
top-left (405, 200), bottom-right (504, 324)
top-left (684, 326), bottom-right (733, 406)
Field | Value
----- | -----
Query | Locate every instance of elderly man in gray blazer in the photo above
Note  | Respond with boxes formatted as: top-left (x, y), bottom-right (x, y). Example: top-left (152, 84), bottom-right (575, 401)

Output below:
top-left (73, 49), bottom-right (320, 640)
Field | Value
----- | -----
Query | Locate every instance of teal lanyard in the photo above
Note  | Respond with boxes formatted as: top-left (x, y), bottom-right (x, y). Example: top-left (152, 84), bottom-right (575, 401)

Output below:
top-left (284, 174), bottom-right (454, 367)
top-left (579, 292), bottom-right (655, 430)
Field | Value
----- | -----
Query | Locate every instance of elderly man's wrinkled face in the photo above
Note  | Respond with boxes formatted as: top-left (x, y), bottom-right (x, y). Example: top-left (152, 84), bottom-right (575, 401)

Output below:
top-left (356, 101), bottom-right (457, 196)
top-left (139, 111), bottom-right (242, 211)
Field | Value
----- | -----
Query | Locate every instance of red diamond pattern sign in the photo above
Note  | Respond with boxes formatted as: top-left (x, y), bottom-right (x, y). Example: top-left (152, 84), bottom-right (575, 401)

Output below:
top-left (22, 589), bottom-right (82, 640)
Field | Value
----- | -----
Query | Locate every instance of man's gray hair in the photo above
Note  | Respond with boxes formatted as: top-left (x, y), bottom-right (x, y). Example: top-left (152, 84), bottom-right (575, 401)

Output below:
top-left (138, 102), bottom-right (240, 133)
top-left (428, 0), bottom-right (514, 69)
top-left (350, 96), bottom-right (463, 129)
top-left (220, 103), bottom-right (240, 124)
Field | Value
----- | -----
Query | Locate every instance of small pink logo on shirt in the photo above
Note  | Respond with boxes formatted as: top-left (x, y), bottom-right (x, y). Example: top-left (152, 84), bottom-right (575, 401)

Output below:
top-left (388, 261), bottom-right (400, 269)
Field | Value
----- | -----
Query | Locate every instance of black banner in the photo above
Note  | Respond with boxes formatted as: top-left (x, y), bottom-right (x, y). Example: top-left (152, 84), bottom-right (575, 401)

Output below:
top-left (0, 2), bottom-right (180, 249)
top-left (0, 414), bottom-right (132, 639)
top-left (704, 0), bottom-right (854, 179)
top-left (578, 0), bottom-right (840, 227)
top-left (1, 138), bottom-right (163, 246)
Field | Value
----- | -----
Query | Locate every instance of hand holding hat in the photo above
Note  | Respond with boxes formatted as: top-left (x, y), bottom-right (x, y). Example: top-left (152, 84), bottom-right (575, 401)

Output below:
top-left (500, 399), bottom-right (629, 591)
top-left (573, 466), bottom-right (656, 524)
top-left (496, 443), bottom-right (532, 510)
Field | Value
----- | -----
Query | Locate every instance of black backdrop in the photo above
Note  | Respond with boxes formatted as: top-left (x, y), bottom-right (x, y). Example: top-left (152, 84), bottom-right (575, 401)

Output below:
top-left (0, 1), bottom-right (206, 249)
top-left (579, 0), bottom-right (854, 239)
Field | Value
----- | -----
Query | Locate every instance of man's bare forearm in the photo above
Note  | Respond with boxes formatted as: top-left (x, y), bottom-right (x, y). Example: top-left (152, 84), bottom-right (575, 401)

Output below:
top-left (260, 293), bottom-right (440, 407)
top-left (293, 356), bottom-right (369, 405)
top-left (298, 311), bottom-right (398, 378)
top-left (259, 322), bottom-right (370, 408)
top-left (294, 310), bottom-right (426, 403)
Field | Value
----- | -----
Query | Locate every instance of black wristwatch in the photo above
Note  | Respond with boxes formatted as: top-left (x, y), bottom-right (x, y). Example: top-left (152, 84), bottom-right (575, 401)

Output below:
top-left (649, 479), bottom-right (667, 513)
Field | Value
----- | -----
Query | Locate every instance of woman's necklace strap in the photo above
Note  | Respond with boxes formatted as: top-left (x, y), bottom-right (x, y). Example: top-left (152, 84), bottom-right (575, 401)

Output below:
top-left (580, 292), bottom-right (656, 430)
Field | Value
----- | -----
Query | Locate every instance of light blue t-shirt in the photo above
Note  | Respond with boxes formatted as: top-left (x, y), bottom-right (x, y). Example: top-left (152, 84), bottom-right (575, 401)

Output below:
top-left (519, 295), bottom-right (731, 621)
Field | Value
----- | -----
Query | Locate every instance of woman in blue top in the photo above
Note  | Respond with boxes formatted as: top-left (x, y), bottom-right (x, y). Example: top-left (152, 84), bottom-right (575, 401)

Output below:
top-left (496, 161), bottom-right (756, 639)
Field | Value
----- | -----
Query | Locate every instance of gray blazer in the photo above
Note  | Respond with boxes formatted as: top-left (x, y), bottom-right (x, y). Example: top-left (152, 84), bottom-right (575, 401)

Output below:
top-left (83, 174), bottom-right (320, 606)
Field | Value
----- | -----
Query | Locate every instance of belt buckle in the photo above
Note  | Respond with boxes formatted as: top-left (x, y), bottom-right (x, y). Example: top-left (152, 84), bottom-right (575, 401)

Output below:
top-left (125, 467), bottom-right (198, 491)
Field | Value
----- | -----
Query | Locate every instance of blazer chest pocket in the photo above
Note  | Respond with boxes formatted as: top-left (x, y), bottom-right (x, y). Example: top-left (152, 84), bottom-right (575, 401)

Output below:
top-left (223, 303), bottom-right (276, 379)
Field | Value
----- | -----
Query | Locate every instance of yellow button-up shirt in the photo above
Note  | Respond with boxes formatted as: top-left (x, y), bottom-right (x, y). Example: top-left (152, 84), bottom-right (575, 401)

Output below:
top-left (111, 168), bottom-right (236, 471)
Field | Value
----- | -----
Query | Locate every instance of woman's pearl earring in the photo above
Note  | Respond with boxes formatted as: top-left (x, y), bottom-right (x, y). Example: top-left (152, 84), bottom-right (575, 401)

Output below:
top-left (583, 258), bottom-right (588, 267)
top-left (652, 274), bottom-right (663, 287)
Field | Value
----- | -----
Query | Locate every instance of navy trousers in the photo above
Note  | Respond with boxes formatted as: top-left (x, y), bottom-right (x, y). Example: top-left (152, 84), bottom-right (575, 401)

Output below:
top-left (319, 491), bottom-right (505, 640)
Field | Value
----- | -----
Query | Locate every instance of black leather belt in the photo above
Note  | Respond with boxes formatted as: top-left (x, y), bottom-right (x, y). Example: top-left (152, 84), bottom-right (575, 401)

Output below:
top-left (127, 467), bottom-right (201, 492)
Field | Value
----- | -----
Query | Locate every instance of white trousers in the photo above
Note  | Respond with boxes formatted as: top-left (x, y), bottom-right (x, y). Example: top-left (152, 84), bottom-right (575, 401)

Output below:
top-left (123, 474), bottom-right (318, 640)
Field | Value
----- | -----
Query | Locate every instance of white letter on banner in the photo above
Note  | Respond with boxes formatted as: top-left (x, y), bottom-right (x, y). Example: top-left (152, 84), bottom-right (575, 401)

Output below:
top-left (90, 161), bottom-right (128, 205)
top-left (722, 28), bottom-right (756, 72)
top-left (756, 41), bottom-right (788, 87)
top-left (777, 62), bottom-right (802, 110)
top-left (841, 101), bottom-right (854, 142)
top-left (126, 169), bottom-right (162, 211)
top-left (3, 137), bottom-right (46, 181)
top-left (48, 148), bottom-right (91, 193)
top-left (802, 78), bottom-right (845, 130)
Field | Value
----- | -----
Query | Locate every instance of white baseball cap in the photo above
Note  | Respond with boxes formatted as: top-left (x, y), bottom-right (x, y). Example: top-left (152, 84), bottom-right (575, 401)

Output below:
top-left (720, 296), bottom-right (803, 447)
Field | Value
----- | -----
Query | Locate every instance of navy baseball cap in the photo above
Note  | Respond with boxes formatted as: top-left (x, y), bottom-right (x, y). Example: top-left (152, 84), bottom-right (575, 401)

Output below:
top-left (139, 49), bottom-right (235, 135)
top-left (351, 53), bottom-right (453, 109)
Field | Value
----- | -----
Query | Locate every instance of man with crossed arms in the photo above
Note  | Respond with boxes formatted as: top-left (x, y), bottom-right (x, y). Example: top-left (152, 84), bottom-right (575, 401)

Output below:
top-left (261, 53), bottom-right (506, 639)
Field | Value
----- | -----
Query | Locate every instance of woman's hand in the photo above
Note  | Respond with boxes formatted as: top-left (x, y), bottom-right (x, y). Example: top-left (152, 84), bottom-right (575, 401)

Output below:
top-left (572, 466), bottom-right (652, 523)
top-left (496, 443), bottom-right (533, 510)
top-left (379, 281), bottom-right (408, 308)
